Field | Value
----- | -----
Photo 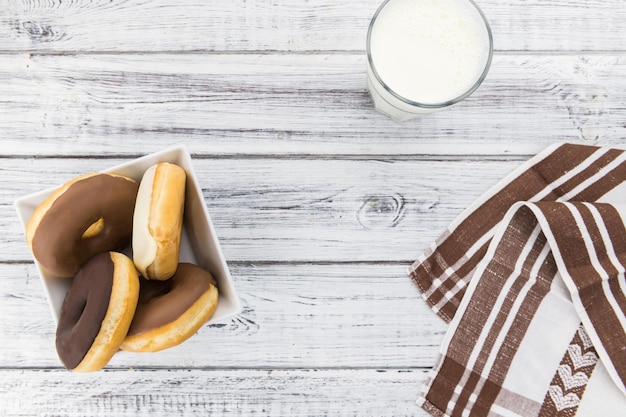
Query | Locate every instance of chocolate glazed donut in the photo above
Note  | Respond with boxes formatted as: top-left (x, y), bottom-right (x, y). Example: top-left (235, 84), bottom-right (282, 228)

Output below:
top-left (56, 252), bottom-right (139, 372)
top-left (121, 263), bottom-right (219, 352)
top-left (26, 173), bottom-right (139, 277)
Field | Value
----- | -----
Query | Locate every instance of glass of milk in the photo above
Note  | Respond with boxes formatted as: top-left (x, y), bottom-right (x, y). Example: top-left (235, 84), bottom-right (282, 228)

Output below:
top-left (366, 0), bottom-right (493, 121)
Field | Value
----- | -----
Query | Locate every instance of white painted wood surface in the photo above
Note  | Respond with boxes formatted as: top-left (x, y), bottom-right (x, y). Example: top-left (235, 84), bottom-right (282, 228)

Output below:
top-left (0, 0), bottom-right (625, 416)
top-left (1, 0), bottom-right (625, 52)
top-left (0, 54), bottom-right (625, 156)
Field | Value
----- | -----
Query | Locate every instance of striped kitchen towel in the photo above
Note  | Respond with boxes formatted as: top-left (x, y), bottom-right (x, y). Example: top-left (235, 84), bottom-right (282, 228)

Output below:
top-left (409, 143), bottom-right (626, 417)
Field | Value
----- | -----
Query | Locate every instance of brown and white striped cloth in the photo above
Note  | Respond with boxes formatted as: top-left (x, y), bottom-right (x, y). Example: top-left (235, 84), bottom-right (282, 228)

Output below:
top-left (409, 143), bottom-right (626, 417)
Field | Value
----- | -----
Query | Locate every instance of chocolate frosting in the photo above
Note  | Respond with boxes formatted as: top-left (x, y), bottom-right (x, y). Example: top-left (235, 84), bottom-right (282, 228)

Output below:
top-left (32, 174), bottom-right (138, 277)
top-left (127, 263), bottom-right (216, 336)
top-left (56, 252), bottom-right (114, 370)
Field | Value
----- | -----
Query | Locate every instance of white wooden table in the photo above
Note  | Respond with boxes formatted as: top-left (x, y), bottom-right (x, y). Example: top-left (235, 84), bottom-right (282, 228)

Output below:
top-left (1, 1), bottom-right (625, 415)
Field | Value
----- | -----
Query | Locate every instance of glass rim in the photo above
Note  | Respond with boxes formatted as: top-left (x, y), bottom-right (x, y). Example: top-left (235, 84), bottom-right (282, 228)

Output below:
top-left (366, 0), bottom-right (494, 109)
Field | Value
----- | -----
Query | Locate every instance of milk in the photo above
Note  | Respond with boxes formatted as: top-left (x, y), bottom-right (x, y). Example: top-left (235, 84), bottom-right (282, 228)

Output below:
top-left (366, 0), bottom-right (492, 120)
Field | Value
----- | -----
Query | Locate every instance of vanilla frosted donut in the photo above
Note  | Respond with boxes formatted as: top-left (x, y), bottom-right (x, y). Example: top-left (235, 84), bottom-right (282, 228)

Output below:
top-left (133, 162), bottom-right (186, 280)
top-left (121, 263), bottom-right (219, 352)
top-left (56, 252), bottom-right (139, 372)
top-left (26, 173), bottom-right (139, 277)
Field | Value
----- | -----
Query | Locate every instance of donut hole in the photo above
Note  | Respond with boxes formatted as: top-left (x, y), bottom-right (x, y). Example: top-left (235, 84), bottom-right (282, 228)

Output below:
top-left (138, 277), bottom-right (173, 305)
top-left (81, 217), bottom-right (105, 239)
top-left (75, 299), bottom-right (88, 326)
top-left (61, 298), bottom-right (87, 338)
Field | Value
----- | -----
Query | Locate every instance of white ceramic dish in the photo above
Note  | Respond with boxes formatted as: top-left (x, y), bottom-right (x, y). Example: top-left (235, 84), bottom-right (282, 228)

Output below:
top-left (14, 145), bottom-right (241, 326)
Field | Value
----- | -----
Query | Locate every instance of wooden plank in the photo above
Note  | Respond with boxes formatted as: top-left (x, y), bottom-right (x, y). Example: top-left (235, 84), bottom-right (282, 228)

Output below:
top-left (0, 54), bottom-right (625, 157)
top-left (0, 1), bottom-right (625, 52)
top-left (2, 157), bottom-right (520, 263)
top-left (0, 369), bottom-right (430, 417)
top-left (0, 262), bottom-right (446, 369)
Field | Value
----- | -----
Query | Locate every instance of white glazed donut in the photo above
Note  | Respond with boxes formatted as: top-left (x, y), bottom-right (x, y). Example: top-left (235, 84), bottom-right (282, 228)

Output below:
top-left (132, 162), bottom-right (186, 280)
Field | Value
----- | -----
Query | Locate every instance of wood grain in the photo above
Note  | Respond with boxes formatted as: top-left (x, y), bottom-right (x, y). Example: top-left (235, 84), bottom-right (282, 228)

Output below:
top-left (0, 369), bottom-right (430, 417)
top-left (2, 157), bottom-right (521, 263)
top-left (1, 1), bottom-right (624, 416)
top-left (0, 1), bottom-right (625, 52)
top-left (0, 262), bottom-right (446, 368)
top-left (0, 54), bottom-right (624, 157)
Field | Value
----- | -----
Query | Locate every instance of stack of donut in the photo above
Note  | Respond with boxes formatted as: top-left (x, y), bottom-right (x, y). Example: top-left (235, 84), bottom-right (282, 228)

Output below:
top-left (25, 163), bottom-right (219, 372)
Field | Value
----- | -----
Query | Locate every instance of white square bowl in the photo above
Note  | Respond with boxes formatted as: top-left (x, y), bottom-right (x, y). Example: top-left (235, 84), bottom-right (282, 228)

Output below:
top-left (14, 145), bottom-right (242, 326)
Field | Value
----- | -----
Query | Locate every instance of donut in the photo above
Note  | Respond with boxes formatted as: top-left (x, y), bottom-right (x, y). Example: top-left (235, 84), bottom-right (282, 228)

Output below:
top-left (121, 263), bottom-right (219, 352)
top-left (25, 173), bottom-right (139, 277)
top-left (56, 252), bottom-right (139, 372)
top-left (132, 162), bottom-right (186, 280)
